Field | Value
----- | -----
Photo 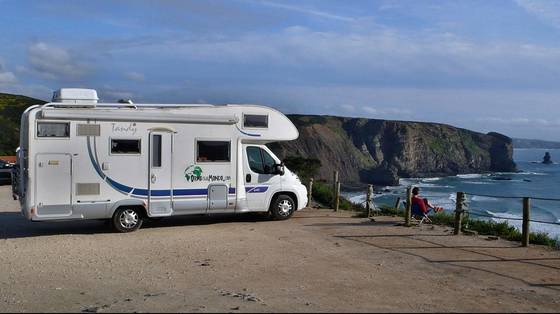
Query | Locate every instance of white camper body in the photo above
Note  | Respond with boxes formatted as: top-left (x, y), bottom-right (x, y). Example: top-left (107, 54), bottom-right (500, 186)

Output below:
top-left (15, 88), bottom-right (307, 231)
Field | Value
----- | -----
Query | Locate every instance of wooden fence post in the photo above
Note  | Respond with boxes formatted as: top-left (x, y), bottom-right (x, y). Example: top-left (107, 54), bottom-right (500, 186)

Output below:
top-left (366, 184), bottom-right (373, 217)
top-left (394, 197), bottom-right (401, 210)
top-left (405, 187), bottom-right (412, 226)
top-left (331, 171), bottom-right (339, 209)
top-left (334, 181), bottom-right (341, 212)
top-left (522, 197), bottom-right (531, 247)
top-left (454, 192), bottom-right (465, 235)
top-left (307, 178), bottom-right (313, 205)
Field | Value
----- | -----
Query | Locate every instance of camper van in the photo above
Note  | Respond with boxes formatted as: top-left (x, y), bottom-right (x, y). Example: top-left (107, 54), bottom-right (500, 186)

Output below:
top-left (13, 88), bottom-right (307, 232)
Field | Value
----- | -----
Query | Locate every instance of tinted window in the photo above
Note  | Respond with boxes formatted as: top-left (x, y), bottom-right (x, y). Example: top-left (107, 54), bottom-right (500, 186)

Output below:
top-left (261, 149), bottom-right (276, 173)
top-left (197, 141), bottom-right (230, 162)
top-left (247, 146), bottom-right (264, 173)
top-left (244, 114), bottom-right (268, 128)
top-left (247, 147), bottom-right (277, 174)
top-left (111, 139), bottom-right (141, 154)
top-left (37, 122), bottom-right (70, 138)
top-left (152, 135), bottom-right (162, 167)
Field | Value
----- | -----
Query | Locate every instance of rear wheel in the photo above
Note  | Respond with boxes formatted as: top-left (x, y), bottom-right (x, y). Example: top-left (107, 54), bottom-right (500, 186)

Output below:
top-left (112, 207), bottom-right (143, 232)
top-left (270, 194), bottom-right (296, 220)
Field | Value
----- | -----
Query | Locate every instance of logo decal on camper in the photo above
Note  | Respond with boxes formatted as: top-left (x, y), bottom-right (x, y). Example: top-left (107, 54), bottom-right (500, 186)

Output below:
top-left (184, 164), bottom-right (231, 182)
top-left (184, 165), bottom-right (203, 182)
top-left (112, 123), bottom-right (138, 135)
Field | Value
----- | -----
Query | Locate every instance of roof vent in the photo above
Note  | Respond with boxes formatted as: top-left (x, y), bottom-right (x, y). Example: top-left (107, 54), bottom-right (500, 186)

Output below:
top-left (52, 88), bottom-right (98, 107)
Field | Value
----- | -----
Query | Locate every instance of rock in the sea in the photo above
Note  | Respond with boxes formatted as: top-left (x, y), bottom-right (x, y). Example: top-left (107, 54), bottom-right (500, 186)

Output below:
top-left (270, 115), bottom-right (517, 185)
top-left (543, 152), bottom-right (553, 164)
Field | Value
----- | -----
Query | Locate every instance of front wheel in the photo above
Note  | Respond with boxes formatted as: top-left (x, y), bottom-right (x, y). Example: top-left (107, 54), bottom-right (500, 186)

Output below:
top-left (270, 194), bottom-right (296, 220)
top-left (112, 207), bottom-right (144, 232)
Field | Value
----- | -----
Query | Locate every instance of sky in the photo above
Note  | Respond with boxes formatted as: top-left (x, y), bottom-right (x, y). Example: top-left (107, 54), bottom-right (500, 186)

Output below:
top-left (1, 0), bottom-right (560, 141)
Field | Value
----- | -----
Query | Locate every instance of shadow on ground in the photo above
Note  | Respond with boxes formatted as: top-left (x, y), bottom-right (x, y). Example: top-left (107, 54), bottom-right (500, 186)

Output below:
top-left (334, 231), bottom-right (560, 291)
top-left (0, 211), bottom-right (271, 239)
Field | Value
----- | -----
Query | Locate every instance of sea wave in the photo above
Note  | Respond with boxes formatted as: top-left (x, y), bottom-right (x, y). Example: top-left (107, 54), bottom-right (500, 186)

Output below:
top-left (463, 181), bottom-right (493, 185)
top-left (471, 195), bottom-right (499, 202)
top-left (483, 210), bottom-right (560, 240)
top-left (457, 173), bottom-right (485, 179)
top-left (422, 177), bottom-right (442, 182)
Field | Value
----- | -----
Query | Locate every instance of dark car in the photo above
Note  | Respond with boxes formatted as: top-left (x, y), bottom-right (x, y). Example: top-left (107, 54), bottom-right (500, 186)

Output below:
top-left (0, 160), bottom-right (14, 185)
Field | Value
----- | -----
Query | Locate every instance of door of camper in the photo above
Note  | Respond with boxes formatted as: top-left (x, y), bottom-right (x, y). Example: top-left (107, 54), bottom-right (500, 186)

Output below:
top-left (35, 153), bottom-right (72, 217)
top-left (148, 131), bottom-right (173, 216)
top-left (243, 145), bottom-right (280, 211)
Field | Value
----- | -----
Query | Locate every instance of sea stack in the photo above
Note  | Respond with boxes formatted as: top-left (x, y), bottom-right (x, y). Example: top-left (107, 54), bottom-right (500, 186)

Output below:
top-left (543, 152), bottom-right (553, 164)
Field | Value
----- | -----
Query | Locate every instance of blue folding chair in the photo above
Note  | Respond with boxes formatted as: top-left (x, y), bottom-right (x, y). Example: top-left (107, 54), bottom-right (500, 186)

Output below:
top-left (411, 203), bottom-right (432, 225)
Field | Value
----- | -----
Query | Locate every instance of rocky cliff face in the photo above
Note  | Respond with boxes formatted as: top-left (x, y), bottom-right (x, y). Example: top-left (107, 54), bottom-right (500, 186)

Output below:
top-left (270, 115), bottom-right (516, 186)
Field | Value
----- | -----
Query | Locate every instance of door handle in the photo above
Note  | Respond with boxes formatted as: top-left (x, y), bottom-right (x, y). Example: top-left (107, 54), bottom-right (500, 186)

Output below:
top-left (246, 174), bottom-right (251, 183)
top-left (151, 173), bottom-right (157, 183)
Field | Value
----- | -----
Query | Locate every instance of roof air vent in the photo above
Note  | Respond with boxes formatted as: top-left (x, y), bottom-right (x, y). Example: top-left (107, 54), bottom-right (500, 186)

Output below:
top-left (52, 88), bottom-right (98, 107)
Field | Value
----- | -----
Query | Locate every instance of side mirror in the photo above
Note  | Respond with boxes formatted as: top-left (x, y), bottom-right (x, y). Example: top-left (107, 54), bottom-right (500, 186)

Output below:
top-left (274, 163), bottom-right (285, 176)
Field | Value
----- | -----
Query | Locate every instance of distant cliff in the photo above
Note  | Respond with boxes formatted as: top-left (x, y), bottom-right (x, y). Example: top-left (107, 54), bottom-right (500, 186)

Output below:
top-left (270, 115), bottom-right (517, 186)
top-left (513, 138), bottom-right (560, 149)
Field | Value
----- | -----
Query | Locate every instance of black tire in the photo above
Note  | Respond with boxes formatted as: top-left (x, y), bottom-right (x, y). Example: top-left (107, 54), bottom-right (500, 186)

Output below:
top-left (270, 194), bottom-right (296, 220)
top-left (112, 207), bottom-right (144, 232)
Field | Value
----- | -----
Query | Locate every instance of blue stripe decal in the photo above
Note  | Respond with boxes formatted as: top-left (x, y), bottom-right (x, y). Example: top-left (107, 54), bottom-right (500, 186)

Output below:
top-left (87, 137), bottom-right (240, 198)
top-left (246, 186), bottom-right (269, 193)
top-left (235, 125), bottom-right (261, 137)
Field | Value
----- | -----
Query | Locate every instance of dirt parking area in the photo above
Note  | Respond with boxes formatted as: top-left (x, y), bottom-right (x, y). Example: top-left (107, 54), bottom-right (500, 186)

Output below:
top-left (0, 186), bottom-right (559, 312)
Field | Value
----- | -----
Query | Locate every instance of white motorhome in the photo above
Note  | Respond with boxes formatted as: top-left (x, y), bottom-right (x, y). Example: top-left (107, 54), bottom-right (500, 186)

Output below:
top-left (13, 88), bottom-right (307, 232)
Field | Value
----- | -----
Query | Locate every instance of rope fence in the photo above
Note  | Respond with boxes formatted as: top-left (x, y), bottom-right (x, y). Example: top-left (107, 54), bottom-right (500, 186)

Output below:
top-left (310, 172), bottom-right (559, 247)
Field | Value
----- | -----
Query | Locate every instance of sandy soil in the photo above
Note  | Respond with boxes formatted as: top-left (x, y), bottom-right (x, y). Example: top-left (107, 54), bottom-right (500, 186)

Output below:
top-left (0, 185), bottom-right (559, 312)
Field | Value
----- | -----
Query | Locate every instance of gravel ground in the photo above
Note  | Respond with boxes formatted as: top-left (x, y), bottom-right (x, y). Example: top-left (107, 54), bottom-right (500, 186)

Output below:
top-left (0, 185), bottom-right (559, 312)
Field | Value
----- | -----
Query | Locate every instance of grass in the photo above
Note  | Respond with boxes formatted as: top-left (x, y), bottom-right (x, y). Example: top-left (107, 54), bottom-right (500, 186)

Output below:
top-left (298, 167), bottom-right (558, 248)
top-left (429, 211), bottom-right (557, 248)
top-left (310, 181), bottom-right (367, 214)
top-left (346, 202), bottom-right (558, 248)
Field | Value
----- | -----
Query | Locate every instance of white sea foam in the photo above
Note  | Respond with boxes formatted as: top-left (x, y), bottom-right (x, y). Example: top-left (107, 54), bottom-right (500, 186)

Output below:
top-left (484, 211), bottom-right (560, 241)
top-left (457, 173), bottom-right (485, 179)
top-left (422, 177), bottom-right (442, 182)
top-left (471, 195), bottom-right (499, 202)
top-left (463, 181), bottom-right (493, 185)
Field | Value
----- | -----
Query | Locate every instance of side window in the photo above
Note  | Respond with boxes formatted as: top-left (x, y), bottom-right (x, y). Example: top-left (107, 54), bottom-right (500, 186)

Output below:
top-left (152, 135), bottom-right (162, 167)
top-left (37, 122), bottom-right (70, 138)
top-left (111, 139), bottom-right (141, 154)
top-left (247, 146), bottom-right (264, 173)
top-left (247, 147), bottom-right (277, 174)
top-left (244, 114), bottom-right (268, 128)
top-left (197, 141), bottom-right (230, 162)
top-left (261, 149), bottom-right (276, 173)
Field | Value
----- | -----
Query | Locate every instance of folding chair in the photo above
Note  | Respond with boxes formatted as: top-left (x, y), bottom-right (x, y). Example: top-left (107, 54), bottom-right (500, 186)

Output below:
top-left (411, 204), bottom-right (432, 225)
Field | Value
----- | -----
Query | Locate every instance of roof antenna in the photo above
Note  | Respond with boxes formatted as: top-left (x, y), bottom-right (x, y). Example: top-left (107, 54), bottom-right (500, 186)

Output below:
top-left (117, 98), bottom-right (137, 109)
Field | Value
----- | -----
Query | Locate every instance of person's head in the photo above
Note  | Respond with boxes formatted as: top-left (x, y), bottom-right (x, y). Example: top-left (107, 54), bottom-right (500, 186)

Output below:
top-left (412, 187), bottom-right (420, 196)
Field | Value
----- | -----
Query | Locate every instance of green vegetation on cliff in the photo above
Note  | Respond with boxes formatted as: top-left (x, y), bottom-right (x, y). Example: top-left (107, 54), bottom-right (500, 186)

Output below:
top-left (0, 93), bottom-right (46, 155)
top-left (271, 115), bottom-right (517, 186)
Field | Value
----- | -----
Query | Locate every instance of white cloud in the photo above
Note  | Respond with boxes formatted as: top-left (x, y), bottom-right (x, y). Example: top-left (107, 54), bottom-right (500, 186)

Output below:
top-left (0, 61), bottom-right (17, 85)
top-left (0, 71), bottom-right (17, 84)
top-left (340, 104), bottom-right (356, 112)
top-left (26, 42), bottom-right (90, 80)
top-left (254, 0), bottom-right (355, 22)
top-left (477, 117), bottom-right (560, 127)
top-left (124, 71), bottom-right (145, 82)
top-left (362, 106), bottom-right (412, 117)
top-left (118, 25), bottom-right (560, 90)
top-left (515, 0), bottom-right (560, 30)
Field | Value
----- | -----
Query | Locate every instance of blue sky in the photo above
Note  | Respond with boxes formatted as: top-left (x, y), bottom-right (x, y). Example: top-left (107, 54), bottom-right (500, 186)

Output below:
top-left (1, 0), bottom-right (560, 140)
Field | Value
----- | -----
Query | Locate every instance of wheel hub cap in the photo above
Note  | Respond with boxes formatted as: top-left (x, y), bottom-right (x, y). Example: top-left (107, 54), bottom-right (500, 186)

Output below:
top-left (120, 209), bottom-right (138, 229)
top-left (278, 200), bottom-right (293, 216)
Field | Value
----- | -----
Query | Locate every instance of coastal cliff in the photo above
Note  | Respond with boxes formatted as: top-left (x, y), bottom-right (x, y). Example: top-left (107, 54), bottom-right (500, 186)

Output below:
top-left (270, 115), bottom-right (516, 186)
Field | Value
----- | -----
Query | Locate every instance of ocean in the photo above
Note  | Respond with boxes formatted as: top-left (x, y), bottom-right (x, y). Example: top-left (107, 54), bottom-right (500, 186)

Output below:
top-left (343, 148), bottom-right (560, 240)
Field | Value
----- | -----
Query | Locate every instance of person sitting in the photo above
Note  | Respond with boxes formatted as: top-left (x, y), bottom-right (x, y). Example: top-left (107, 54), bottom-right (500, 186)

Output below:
top-left (411, 187), bottom-right (443, 216)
